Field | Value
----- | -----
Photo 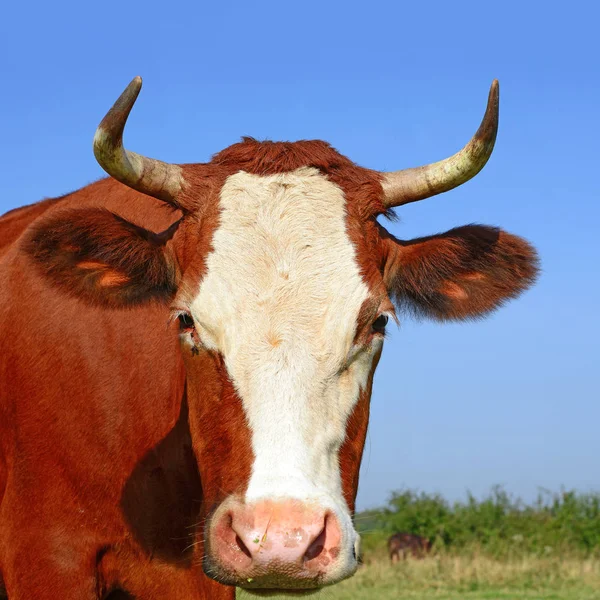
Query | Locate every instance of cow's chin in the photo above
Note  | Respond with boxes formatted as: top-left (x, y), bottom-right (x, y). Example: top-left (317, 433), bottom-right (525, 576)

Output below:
top-left (203, 557), bottom-right (358, 594)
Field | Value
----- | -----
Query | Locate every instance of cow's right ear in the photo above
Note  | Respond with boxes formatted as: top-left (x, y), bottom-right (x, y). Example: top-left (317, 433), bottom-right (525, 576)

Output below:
top-left (25, 208), bottom-right (178, 308)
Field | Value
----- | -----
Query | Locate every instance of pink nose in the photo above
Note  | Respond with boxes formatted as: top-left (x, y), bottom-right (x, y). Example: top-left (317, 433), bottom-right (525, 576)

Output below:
top-left (209, 499), bottom-right (343, 586)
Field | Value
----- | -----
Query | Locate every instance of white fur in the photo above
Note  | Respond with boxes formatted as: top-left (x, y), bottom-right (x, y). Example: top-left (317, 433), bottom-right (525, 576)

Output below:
top-left (190, 168), bottom-right (380, 561)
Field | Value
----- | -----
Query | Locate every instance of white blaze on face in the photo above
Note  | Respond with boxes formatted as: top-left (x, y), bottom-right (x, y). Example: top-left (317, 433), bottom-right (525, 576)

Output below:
top-left (190, 167), bottom-right (380, 518)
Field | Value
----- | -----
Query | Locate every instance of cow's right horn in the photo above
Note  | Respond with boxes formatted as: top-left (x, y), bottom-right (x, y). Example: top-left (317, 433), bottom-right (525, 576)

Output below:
top-left (93, 77), bottom-right (189, 211)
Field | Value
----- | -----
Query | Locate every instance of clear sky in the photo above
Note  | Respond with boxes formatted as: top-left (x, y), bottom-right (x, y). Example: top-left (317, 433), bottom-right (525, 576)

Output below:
top-left (1, 1), bottom-right (598, 510)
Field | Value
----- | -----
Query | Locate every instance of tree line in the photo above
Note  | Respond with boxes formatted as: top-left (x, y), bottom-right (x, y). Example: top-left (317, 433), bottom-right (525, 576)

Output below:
top-left (356, 486), bottom-right (600, 557)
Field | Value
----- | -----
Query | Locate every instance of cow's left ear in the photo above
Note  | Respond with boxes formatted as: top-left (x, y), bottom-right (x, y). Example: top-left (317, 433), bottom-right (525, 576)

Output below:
top-left (382, 225), bottom-right (539, 321)
top-left (26, 208), bottom-right (178, 308)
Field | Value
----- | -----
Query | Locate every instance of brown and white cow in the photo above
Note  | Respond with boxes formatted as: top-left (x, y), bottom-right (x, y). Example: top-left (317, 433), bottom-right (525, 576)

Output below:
top-left (388, 533), bottom-right (433, 562)
top-left (0, 78), bottom-right (538, 599)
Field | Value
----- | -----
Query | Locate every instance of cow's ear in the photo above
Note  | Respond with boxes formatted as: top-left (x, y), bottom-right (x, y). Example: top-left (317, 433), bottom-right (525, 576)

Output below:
top-left (26, 208), bottom-right (178, 308)
top-left (382, 225), bottom-right (539, 321)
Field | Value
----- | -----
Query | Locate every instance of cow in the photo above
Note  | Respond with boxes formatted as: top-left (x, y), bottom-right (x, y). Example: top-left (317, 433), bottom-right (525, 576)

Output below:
top-left (388, 533), bottom-right (433, 563)
top-left (0, 77), bottom-right (538, 599)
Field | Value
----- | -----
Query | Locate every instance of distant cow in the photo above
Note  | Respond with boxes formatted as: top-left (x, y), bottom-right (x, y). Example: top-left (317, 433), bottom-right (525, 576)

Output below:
top-left (0, 77), bottom-right (538, 598)
top-left (388, 533), bottom-right (433, 562)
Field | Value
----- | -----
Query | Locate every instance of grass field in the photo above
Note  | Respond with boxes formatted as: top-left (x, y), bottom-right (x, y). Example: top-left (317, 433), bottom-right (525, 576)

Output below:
top-left (237, 554), bottom-right (600, 599)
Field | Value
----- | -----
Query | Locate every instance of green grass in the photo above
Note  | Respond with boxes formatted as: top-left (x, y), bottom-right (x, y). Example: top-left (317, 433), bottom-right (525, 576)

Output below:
top-left (237, 554), bottom-right (600, 600)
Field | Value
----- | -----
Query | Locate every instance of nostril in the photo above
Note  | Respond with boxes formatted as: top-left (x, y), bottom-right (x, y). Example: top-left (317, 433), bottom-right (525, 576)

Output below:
top-left (303, 512), bottom-right (344, 569)
top-left (304, 515), bottom-right (329, 562)
top-left (304, 526), bottom-right (326, 561)
top-left (235, 534), bottom-right (253, 560)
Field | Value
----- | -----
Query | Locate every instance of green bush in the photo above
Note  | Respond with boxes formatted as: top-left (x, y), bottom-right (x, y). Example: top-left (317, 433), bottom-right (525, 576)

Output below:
top-left (355, 486), bottom-right (600, 559)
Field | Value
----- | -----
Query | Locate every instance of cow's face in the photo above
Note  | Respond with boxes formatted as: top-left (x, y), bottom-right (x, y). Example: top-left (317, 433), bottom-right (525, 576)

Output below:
top-left (27, 78), bottom-right (539, 594)
top-left (173, 165), bottom-right (388, 589)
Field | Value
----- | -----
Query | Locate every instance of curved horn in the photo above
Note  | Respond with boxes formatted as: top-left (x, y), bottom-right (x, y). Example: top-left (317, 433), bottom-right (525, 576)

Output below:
top-left (93, 77), bottom-right (187, 209)
top-left (381, 80), bottom-right (499, 208)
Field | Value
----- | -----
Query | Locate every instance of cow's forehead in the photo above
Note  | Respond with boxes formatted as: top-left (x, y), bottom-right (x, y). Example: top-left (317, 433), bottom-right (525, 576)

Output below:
top-left (189, 167), bottom-right (372, 363)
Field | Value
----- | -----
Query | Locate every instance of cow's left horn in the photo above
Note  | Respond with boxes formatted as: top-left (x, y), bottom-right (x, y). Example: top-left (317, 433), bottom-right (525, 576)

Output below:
top-left (93, 77), bottom-right (188, 210)
top-left (381, 80), bottom-right (499, 208)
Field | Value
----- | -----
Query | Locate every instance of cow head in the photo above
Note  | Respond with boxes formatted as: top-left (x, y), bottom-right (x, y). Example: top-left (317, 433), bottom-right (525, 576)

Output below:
top-left (27, 78), bottom-right (538, 594)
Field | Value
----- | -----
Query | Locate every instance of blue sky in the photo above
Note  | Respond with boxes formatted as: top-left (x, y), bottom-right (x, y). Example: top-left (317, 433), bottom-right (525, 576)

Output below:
top-left (1, 1), bottom-right (598, 510)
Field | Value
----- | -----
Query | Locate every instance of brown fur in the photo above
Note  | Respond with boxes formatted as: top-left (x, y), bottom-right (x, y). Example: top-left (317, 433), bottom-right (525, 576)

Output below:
top-left (339, 345), bottom-right (382, 512)
top-left (0, 196), bottom-right (64, 258)
top-left (0, 136), bottom-right (538, 599)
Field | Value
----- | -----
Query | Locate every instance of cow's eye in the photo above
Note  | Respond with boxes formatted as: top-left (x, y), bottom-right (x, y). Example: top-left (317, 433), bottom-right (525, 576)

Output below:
top-left (178, 312), bottom-right (195, 330)
top-left (372, 314), bottom-right (388, 334)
